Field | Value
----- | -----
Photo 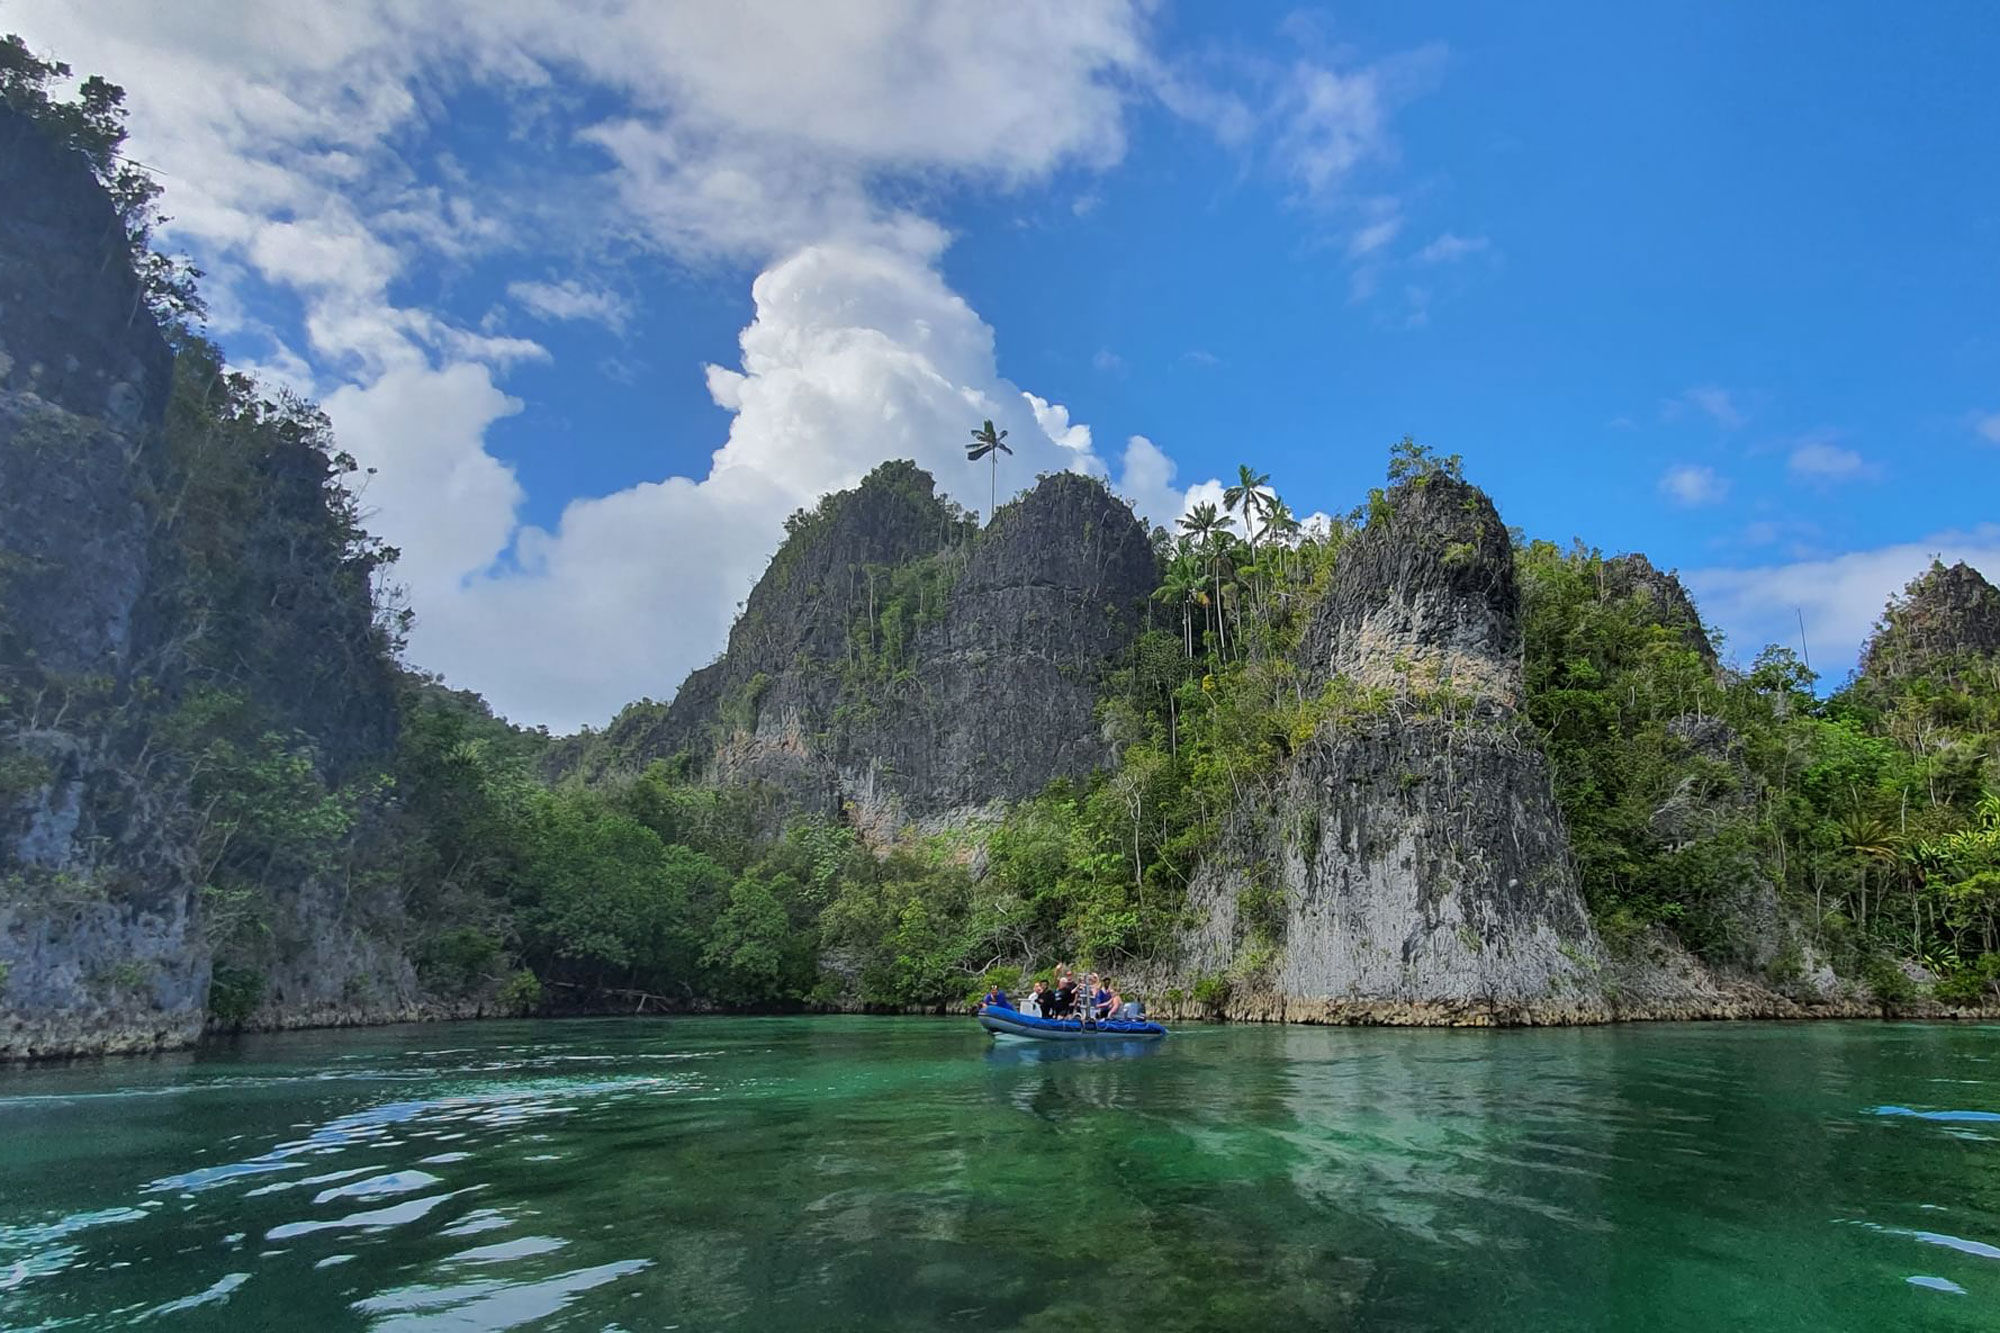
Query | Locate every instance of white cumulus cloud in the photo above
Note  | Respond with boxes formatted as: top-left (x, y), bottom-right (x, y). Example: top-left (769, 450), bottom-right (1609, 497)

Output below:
top-left (10, 1), bottom-right (1440, 729)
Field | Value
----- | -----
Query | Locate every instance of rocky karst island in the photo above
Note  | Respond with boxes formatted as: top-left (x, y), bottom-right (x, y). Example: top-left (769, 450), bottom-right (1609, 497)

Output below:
top-left (7, 18), bottom-right (2000, 1331)
top-left (6, 71), bottom-right (2000, 1059)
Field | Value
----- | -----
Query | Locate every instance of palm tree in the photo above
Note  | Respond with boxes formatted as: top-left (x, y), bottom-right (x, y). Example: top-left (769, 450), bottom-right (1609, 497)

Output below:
top-left (966, 419), bottom-right (1013, 521)
top-left (1177, 503), bottom-right (1233, 658)
top-left (1153, 552), bottom-right (1204, 658)
top-left (1259, 497), bottom-right (1303, 590)
top-left (1260, 497), bottom-right (1301, 546)
top-left (1223, 465), bottom-right (1272, 555)
top-left (1839, 809), bottom-right (1900, 935)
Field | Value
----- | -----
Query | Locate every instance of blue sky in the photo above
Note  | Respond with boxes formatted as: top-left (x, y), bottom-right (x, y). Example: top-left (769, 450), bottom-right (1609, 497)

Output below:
top-left (17, 2), bottom-right (1999, 727)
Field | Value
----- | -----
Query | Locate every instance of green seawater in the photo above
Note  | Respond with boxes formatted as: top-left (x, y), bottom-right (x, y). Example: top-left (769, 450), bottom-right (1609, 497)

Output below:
top-left (3, 1019), bottom-right (2000, 1330)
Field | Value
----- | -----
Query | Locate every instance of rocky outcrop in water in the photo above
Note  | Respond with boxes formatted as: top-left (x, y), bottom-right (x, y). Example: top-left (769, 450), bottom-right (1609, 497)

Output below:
top-left (1167, 474), bottom-right (1610, 1023)
top-left (0, 106), bottom-right (206, 1057)
top-left (564, 464), bottom-right (1159, 831)
top-left (1, 107), bottom-right (410, 1057)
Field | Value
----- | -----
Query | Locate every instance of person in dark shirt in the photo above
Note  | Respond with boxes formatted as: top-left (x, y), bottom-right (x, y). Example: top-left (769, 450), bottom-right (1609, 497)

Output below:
top-left (1051, 975), bottom-right (1078, 1019)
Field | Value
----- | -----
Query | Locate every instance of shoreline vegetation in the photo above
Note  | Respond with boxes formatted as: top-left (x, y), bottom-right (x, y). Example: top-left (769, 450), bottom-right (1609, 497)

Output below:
top-left (5, 41), bottom-right (2000, 1060)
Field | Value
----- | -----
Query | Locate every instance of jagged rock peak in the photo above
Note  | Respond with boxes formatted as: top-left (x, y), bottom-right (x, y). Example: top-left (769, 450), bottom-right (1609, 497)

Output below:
top-left (743, 459), bottom-right (972, 661)
top-left (1601, 552), bottom-right (1719, 670)
top-left (0, 108), bottom-right (172, 425)
top-left (1861, 560), bottom-right (2000, 683)
top-left (1305, 472), bottom-right (1522, 709)
top-left (969, 470), bottom-right (1154, 594)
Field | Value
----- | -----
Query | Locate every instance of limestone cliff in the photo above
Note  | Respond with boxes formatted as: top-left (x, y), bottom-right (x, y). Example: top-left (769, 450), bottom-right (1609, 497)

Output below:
top-left (0, 106), bottom-right (412, 1056)
top-left (1165, 474), bottom-right (1610, 1023)
top-left (1600, 553), bottom-right (1718, 672)
top-left (0, 106), bottom-right (205, 1056)
top-left (1860, 560), bottom-right (2000, 686)
top-left (563, 464), bottom-right (1159, 830)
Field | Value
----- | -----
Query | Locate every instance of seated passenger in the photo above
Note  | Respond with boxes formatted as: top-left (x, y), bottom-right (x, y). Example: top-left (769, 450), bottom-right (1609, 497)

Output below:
top-left (981, 984), bottom-right (1013, 1012)
top-left (1023, 980), bottom-right (1049, 1018)
top-left (1093, 979), bottom-right (1117, 1020)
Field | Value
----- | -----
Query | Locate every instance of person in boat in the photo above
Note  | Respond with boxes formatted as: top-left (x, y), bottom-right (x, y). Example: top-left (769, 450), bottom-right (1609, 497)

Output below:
top-left (981, 983), bottom-right (1014, 1012)
top-left (1050, 973), bottom-right (1078, 1019)
top-left (1023, 980), bottom-right (1049, 1018)
top-left (1093, 978), bottom-right (1120, 1021)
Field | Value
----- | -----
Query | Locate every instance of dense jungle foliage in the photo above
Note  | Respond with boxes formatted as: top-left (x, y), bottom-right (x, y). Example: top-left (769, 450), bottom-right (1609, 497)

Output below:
top-left (8, 39), bottom-right (1999, 1024)
top-left (195, 427), bottom-right (2000, 1017)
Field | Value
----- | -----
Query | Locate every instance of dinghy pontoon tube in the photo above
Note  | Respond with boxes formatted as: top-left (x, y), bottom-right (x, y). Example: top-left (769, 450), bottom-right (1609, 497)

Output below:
top-left (977, 1006), bottom-right (1168, 1041)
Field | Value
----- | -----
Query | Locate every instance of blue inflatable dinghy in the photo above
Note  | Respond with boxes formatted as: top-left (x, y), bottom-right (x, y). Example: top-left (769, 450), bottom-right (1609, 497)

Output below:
top-left (977, 1006), bottom-right (1168, 1041)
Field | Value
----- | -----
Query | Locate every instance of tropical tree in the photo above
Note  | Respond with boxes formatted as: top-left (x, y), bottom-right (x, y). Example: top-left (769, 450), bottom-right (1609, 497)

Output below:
top-left (1223, 465), bottom-right (1273, 555)
top-left (1837, 808), bottom-right (1900, 935)
top-left (1152, 551), bottom-right (1205, 658)
top-left (966, 419), bottom-right (1013, 520)
top-left (1259, 497), bottom-right (1303, 586)
top-left (1916, 793), bottom-right (2000, 955)
top-left (1177, 502), bottom-right (1234, 657)
top-left (1259, 497), bottom-right (1302, 547)
top-left (1177, 500), bottom-right (1228, 546)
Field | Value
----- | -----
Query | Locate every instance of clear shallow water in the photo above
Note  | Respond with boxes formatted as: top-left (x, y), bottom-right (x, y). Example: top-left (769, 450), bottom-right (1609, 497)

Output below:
top-left (3, 1020), bottom-right (2000, 1330)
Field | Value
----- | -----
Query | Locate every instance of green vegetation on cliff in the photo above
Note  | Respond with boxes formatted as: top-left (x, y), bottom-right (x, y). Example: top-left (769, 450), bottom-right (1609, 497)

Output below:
top-left (1520, 546), bottom-right (2000, 992)
top-left (8, 38), bottom-right (2000, 1041)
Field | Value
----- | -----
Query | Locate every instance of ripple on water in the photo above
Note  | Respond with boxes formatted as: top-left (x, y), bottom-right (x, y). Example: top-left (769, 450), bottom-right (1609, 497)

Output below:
top-left (267, 1190), bottom-right (468, 1242)
top-left (313, 1170), bottom-right (443, 1204)
top-left (437, 1208), bottom-right (517, 1238)
top-left (1908, 1275), bottom-right (1968, 1294)
top-left (352, 1258), bottom-right (651, 1331)
top-left (443, 1235), bottom-right (569, 1265)
top-left (1873, 1105), bottom-right (2000, 1122)
top-left (142, 1271), bottom-right (250, 1318)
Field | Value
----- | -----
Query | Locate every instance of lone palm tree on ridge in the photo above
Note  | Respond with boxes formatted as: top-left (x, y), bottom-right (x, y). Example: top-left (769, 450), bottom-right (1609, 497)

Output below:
top-left (966, 419), bottom-right (1013, 522)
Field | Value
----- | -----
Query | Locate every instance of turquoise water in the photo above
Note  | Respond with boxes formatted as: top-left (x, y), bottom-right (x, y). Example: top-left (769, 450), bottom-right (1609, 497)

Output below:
top-left (4, 1019), bottom-right (2000, 1330)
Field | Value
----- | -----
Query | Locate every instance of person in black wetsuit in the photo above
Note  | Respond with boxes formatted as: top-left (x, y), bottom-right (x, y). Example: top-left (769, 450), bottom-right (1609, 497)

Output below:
top-left (1050, 974), bottom-right (1078, 1019)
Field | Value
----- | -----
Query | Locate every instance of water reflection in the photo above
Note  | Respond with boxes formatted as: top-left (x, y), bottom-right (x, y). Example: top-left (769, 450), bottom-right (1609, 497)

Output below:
top-left (981, 1036), bottom-right (1167, 1066)
top-left (5, 1018), bottom-right (2000, 1330)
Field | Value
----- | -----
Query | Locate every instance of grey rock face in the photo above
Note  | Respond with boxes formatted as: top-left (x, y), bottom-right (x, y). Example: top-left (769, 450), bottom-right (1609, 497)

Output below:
top-left (577, 465), bottom-right (1159, 827)
top-left (0, 891), bottom-right (208, 1058)
top-left (0, 112), bottom-right (173, 425)
top-left (0, 108), bottom-right (205, 1058)
top-left (559, 459), bottom-right (965, 786)
top-left (1861, 560), bottom-right (2000, 684)
top-left (846, 471), bottom-right (1159, 815)
top-left (1301, 475), bottom-right (1522, 712)
top-left (1167, 473), bottom-right (1608, 1023)
top-left (1602, 553), bottom-right (1718, 671)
